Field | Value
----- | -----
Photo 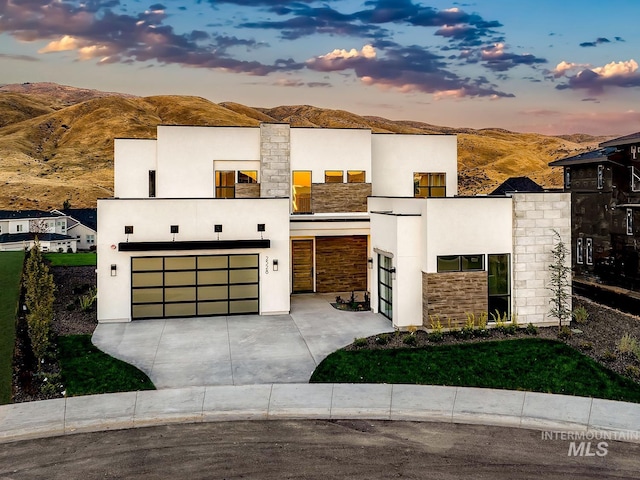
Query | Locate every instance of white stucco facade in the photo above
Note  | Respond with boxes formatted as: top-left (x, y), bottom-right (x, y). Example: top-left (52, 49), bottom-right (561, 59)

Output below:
top-left (98, 123), bottom-right (570, 330)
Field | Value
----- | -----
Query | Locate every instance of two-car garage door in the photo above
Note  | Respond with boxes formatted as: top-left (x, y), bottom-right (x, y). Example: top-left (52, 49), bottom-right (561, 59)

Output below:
top-left (131, 254), bottom-right (259, 319)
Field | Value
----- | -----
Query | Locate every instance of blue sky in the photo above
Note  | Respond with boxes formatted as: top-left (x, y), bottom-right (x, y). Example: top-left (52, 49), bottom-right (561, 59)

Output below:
top-left (1, 0), bottom-right (639, 135)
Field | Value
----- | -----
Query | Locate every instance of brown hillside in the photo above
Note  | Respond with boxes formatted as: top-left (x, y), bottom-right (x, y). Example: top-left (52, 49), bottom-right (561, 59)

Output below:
top-left (0, 93), bottom-right (55, 128)
top-left (0, 82), bottom-right (610, 209)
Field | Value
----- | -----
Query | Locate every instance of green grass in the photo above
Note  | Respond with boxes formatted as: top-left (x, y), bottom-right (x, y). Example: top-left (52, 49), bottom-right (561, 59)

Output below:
top-left (58, 335), bottom-right (155, 396)
top-left (310, 338), bottom-right (640, 403)
top-left (44, 252), bottom-right (97, 267)
top-left (0, 251), bottom-right (25, 404)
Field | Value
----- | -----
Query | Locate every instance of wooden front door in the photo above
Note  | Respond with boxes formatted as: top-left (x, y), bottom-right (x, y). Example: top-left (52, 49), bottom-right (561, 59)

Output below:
top-left (292, 240), bottom-right (314, 293)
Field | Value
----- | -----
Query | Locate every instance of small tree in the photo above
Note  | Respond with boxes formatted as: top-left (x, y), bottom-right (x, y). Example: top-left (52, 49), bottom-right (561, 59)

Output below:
top-left (548, 230), bottom-right (571, 331)
top-left (23, 238), bottom-right (56, 368)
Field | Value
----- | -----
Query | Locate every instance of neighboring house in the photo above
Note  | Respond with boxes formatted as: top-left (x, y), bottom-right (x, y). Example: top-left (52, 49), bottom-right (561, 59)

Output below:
top-left (51, 208), bottom-right (98, 251)
top-left (549, 132), bottom-right (640, 288)
top-left (97, 124), bottom-right (571, 328)
top-left (489, 176), bottom-right (545, 196)
top-left (0, 210), bottom-right (78, 252)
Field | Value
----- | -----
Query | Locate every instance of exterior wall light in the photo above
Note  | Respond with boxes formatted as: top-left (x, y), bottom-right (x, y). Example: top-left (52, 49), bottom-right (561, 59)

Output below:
top-left (214, 224), bottom-right (223, 233)
top-left (273, 259), bottom-right (279, 271)
top-left (367, 257), bottom-right (373, 269)
top-left (390, 266), bottom-right (396, 279)
top-left (110, 264), bottom-right (117, 277)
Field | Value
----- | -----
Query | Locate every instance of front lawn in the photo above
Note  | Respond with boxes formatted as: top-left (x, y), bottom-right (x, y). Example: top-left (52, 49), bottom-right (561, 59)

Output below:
top-left (310, 338), bottom-right (640, 403)
top-left (0, 252), bottom-right (25, 404)
top-left (58, 335), bottom-right (155, 396)
top-left (44, 252), bottom-right (97, 267)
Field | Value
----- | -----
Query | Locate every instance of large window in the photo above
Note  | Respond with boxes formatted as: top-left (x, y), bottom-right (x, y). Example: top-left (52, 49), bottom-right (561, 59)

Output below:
top-left (292, 171), bottom-right (312, 213)
top-left (215, 171), bottom-right (235, 198)
top-left (414, 173), bottom-right (446, 198)
top-left (488, 254), bottom-right (510, 320)
top-left (324, 170), bottom-right (343, 183)
top-left (437, 254), bottom-right (484, 272)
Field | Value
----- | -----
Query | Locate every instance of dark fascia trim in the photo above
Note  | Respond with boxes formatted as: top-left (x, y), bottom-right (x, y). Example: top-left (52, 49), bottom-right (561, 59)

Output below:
top-left (119, 239), bottom-right (270, 251)
top-left (370, 211), bottom-right (421, 217)
top-left (289, 217), bottom-right (370, 223)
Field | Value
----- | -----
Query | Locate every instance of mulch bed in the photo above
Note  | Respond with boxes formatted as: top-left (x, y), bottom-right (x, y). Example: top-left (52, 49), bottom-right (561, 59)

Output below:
top-left (12, 266), bottom-right (97, 403)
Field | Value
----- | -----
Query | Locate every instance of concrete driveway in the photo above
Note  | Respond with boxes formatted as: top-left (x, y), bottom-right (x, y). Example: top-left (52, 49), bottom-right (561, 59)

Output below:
top-left (92, 294), bottom-right (393, 388)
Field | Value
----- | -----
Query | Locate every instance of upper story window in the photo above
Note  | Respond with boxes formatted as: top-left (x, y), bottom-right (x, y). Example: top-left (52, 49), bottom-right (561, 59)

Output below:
top-left (215, 171), bottom-right (235, 198)
top-left (631, 166), bottom-right (640, 192)
top-left (597, 165), bottom-right (604, 190)
top-left (325, 170), bottom-right (343, 183)
top-left (576, 238), bottom-right (584, 264)
top-left (414, 173), bottom-right (446, 198)
top-left (149, 170), bottom-right (156, 197)
top-left (347, 170), bottom-right (365, 183)
top-left (586, 238), bottom-right (593, 266)
top-left (215, 170), bottom-right (258, 198)
top-left (238, 170), bottom-right (257, 184)
top-left (627, 208), bottom-right (634, 236)
top-left (292, 171), bottom-right (312, 213)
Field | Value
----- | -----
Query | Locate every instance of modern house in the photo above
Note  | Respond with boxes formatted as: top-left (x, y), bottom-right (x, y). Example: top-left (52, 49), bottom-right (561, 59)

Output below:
top-left (97, 124), bottom-right (571, 329)
top-left (0, 210), bottom-right (78, 252)
top-left (549, 132), bottom-right (640, 289)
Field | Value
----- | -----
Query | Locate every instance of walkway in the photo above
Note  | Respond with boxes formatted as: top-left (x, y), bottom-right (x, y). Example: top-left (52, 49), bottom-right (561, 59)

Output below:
top-left (92, 294), bottom-right (393, 388)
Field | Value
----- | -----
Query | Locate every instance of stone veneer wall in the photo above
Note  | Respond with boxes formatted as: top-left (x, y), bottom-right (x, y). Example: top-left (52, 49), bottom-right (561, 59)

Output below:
top-left (315, 236), bottom-right (368, 293)
top-left (234, 183), bottom-right (260, 198)
top-left (512, 193), bottom-right (572, 325)
top-left (422, 271), bottom-right (488, 327)
top-left (311, 183), bottom-right (372, 213)
top-left (260, 124), bottom-right (290, 198)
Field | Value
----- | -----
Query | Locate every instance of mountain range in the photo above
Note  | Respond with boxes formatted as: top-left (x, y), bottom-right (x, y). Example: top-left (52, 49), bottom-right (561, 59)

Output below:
top-left (0, 82), bottom-right (609, 210)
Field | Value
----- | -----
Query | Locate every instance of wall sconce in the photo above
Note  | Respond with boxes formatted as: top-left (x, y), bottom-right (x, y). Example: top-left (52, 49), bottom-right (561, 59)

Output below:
top-left (214, 224), bottom-right (222, 240)
top-left (390, 266), bottom-right (396, 280)
top-left (110, 264), bottom-right (117, 277)
top-left (367, 257), bottom-right (373, 269)
top-left (273, 259), bottom-right (279, 271)
top-left (258, 223), bottom-right (265, 239)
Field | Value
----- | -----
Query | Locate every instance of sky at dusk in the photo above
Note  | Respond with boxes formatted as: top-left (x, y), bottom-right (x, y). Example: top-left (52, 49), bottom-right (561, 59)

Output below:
top-left (1, 0), bottom-right (639, 136)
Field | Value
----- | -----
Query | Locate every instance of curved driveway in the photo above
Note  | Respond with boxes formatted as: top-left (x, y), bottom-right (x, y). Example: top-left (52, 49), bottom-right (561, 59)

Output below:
top-left (93, 294), bottom-right (393, 388)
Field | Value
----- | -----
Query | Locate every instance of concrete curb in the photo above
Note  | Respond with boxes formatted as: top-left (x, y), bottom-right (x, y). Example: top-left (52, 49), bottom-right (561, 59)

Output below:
top-left (1, 384), bottom-right (639, 444)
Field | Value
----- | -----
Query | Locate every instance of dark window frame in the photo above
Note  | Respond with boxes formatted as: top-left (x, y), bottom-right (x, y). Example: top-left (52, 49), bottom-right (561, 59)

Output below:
top-left (436, 254), bottom-right (485, 273)
top-left (414, 172), bottom-right (447, 198)
top-left (149, 170), bottom-right (156, 198)
top-left (597, 164), bottom-right (604, 190)
top-left (586, 238), bottom-right (593, 266)
top-left (576, 238), bottom-right (584, 265)
top-left (347, 170), bottom-right (366, 183)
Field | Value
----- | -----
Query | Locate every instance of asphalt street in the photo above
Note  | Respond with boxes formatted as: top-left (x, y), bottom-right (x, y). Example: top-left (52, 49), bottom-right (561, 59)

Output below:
top-left (1, 420), bottom-right (639, 479)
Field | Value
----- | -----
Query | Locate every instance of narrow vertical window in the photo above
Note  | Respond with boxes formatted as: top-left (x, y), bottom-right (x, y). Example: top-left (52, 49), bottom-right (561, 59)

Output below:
top-left (488, 254), bottom-right (510, 320)
top-left (576, 238), bottom-right (584, 265)
top-left (292, 171), bottom-right (312, 213)
top-left (149, 170), bottom-right (156, 198)
top-left (565, 168), bottom-right (571, 189)
top-left (627, 208), bottom-right (634, 235)
top-left (586, 238), bottom-right (593, 266)
top-left (631, 166), bottom-right (640, 192)
top-left (597, 164), bottom-right (604, 190)
top-left (215, 171), bottom-right (235, 198)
